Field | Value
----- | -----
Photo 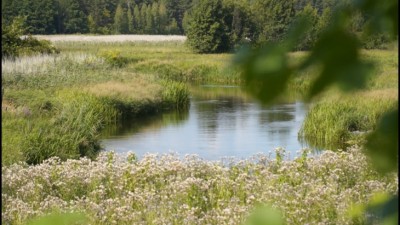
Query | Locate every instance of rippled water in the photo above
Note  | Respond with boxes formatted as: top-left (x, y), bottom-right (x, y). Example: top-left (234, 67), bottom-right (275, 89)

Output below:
top-left (101, 85), bottom-right (311, 160)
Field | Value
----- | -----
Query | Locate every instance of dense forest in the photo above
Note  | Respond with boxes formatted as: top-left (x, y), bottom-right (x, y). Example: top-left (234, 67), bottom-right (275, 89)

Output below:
top-left (2, 0), bottom-right (192, 34)
top-left (2, 0), bottom-right (390, 51)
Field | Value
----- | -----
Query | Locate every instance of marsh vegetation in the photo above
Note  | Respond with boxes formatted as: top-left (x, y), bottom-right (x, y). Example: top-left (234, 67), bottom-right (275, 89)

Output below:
top-left (1, 37), bottom-right (397, 224)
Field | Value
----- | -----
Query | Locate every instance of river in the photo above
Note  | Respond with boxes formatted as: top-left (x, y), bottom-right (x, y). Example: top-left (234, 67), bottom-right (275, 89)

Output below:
top-left (101, 85), bottom-right (312, 160)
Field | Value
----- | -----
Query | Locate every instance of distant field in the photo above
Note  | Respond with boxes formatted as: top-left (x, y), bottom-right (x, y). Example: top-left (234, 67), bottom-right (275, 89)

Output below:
top-left (32, 34), bottom-right (187, 42)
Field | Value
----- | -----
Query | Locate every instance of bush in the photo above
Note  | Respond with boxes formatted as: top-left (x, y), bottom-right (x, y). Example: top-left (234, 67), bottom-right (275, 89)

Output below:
top-left (1, 17), bottom-right (59, 58)
top-left (98, 50), bottom-right (129, 68)
top-left (18, 35), bottom-right (59, 55)
top-left (361, 33), bottom-right (390, 49)
top-left (2, 17), bottom-right (25, 57)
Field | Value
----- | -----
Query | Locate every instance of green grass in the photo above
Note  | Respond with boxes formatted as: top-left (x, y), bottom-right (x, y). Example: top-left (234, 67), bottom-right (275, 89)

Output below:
top-left (1, 38), bottom-right (398, 225)
top-left (2, 40), bottom-right (398, 164)
top-left (299, 90), bottom-right (397, 150)
top-left (1, 50), bottom-right (191, 165)
top-left (298, 49), bottom-right (398, 150)
top-left (54, 41), bottom-right (242, 84)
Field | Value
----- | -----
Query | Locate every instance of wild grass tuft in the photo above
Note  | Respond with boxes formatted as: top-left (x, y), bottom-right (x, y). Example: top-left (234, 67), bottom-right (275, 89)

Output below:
top-left (299, 90), bottom-right (397, 150)
top-left (161, 81), bottom-right (190, 110)
top-left (20, 91), bottom-right (118, 164)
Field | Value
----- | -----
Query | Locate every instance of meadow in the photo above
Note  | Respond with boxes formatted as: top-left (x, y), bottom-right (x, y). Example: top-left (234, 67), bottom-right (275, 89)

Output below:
top-left (2, 148), bottom-right (398, 224)
top-left (1, 36), bottom-right (398, 224)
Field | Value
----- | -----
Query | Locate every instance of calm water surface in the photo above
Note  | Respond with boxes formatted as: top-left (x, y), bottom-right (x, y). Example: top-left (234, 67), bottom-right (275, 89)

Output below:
top-left (101, 86), bottom-right (312, 160)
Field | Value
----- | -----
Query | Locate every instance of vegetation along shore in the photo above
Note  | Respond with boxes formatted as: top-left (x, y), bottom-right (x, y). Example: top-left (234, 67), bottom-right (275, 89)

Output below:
top-left (2, 0), bottom-right (398, 223)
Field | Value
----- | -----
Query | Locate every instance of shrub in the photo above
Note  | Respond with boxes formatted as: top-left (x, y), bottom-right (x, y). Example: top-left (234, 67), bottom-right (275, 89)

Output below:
top-left (361, 33), bottom-right (391, 49)
top-left (98, 50), bottom-right (129, 67)
top-left (18, 35), bottom-right (59, 55)
top-left (1, 17), bottom-right (59, 58)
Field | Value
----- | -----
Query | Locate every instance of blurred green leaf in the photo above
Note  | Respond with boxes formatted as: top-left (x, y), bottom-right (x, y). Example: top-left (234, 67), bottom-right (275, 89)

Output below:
top-left (366, 195), bottom-right (398, 225)
top-left (365, 108), bottom-right (398, 174)
top-left (244, 205), bottom-right (284, 225)
top-left (26, 212), bottom-right (88, 225)
top-left (235, 44), bottom-right (292, 104)
top-left (305, 27), bottom-right (373, 98)
top-left (355, 0), bottom-right (398, 38)
top-left (234, 15), bottom-right (314, 105)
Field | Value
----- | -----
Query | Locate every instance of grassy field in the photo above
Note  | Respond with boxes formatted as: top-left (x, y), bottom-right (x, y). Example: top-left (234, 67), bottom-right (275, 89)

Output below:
top-left (2, 37), bottom-right (398, 224)
top-left (2, 39), bottom-right (397, 164)
top-left (2, 48), bottom-right (190, 165)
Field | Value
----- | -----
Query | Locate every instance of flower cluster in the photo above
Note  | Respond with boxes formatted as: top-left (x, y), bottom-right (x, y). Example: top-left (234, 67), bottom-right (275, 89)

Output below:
top-left (2, 147), bottom-right (397, 224)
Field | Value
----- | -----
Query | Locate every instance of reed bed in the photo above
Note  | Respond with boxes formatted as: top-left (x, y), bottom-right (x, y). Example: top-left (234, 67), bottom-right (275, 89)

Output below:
top-left (33, 35), bottom-right (186, 43)
top-left (299, 90), bottom-right (398, 150)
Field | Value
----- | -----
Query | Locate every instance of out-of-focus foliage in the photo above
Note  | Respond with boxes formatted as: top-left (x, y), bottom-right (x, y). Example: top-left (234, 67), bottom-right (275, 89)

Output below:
top-left (236, 0), bottom-right (398, 224)
top-left (26, 212), bottom-right (88, 225)
top-left (244, 205), bottom-right (284, 225)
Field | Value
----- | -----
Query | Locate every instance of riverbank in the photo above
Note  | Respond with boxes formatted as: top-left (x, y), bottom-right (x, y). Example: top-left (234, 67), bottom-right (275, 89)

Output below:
top-left (2, 52), bottom-right (189, 165)
top-left (2, 40), bottom-right (397, 165)
top-left (1, 36), bottom-right (398, 225)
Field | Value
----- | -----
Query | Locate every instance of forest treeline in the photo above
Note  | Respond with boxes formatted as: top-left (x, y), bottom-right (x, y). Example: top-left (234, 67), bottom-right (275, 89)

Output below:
top-left (2, 0), bottom-right (191, 34)
top-left (2, 0), bottom-right (391, 51)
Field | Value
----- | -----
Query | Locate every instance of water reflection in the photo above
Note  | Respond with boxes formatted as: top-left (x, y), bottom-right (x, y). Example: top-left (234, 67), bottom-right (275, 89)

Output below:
top-left (101, 109), bottom-right (189, 138)
top-left (101, 85), bottom-right (312, 160)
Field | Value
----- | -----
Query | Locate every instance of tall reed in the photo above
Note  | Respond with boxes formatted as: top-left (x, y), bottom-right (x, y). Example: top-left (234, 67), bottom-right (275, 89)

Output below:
top-left (299, 91), bottom-right (397, 150)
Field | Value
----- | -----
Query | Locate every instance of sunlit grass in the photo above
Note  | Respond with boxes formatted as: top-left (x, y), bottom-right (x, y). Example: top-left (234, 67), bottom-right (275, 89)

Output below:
top-left (299, 89), bottom-right (398, 150)
top-left (1, 50), bottom-right (190, 165)
top-left (84, 80), bottom-right (163, 102)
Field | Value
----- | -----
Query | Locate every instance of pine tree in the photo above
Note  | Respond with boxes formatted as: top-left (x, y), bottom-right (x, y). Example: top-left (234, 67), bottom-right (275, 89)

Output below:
top-left (88, 14), bottom-right (97, 33)
top-left (64, 0), bottom-right (88, 33)
top-left (25, 0), bottom-right (57, 34)
top-left (140, 4), bottom-right (147, 33)
top-left (151, 2), bottom-right (159, 34)
top-left (182, 11), bottom-right (190, 33)
top-left (167, 18), bottom-right (179, 34)
top-left (158, 0), bottom-right (168, 33)
top-left (127, 2), bottom-right (134, 33)
top-left (133, 4), bottom-right (141, 33)
top-left (145, 4), bottom-right (153, 33)
top-left (114, 3), bottom-right (128, 34)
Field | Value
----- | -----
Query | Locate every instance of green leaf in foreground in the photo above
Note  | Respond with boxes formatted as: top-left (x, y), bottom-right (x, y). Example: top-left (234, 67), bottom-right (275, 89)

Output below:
top-left (26, 212), bottom-right (88, 225)
top-left (235, 44), bottom-right (292, 104)
top-left (244, 205), bottom-right (284, 225)
top-left (365, 108), bottom-right (398, 174)
top-left (304, 27), bottom-right (373, 99)
top-left (366, 194), bottom-right (399, 225)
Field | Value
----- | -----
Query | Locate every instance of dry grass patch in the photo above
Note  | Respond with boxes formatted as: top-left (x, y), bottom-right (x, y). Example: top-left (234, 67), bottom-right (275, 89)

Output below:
top-left (33, 35), bottom-right (186, 43)
top-left (84, 79), bottom-right (162, 101)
